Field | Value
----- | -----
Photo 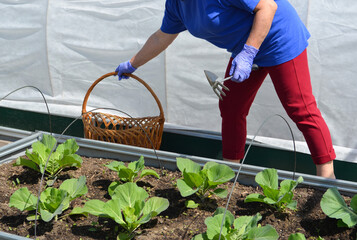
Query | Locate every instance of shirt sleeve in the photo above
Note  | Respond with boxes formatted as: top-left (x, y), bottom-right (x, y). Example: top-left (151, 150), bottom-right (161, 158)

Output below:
top-left (160, 0), bottom-right (187, 34)
top-left (222, 0), bottom-right (261, 13)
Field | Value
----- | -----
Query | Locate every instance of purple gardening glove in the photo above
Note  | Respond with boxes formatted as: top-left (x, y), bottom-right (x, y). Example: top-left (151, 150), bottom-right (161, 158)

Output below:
top-left (229, 44), bottom-right (259, 83)
top-left (115, 60), bottom-right (137, 80)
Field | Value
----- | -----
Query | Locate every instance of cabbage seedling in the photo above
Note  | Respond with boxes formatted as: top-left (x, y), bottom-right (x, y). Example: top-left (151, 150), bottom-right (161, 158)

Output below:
top-left (320, 187), bottom-right (357, 228)
top-left (176, 157), bottom-right (235, 206)
top-left (245, 168), bottom-right (303, 212)
top-left (9, 176), bottom-right (88, 222)
top-left (13, 134), bottom-right (82, 179)
top-left (105, 156), bottom-right (160, 195)
top-left (192, 207), bottom-right (279, 240)
top-left (70, 182), bottom-right (169, 240)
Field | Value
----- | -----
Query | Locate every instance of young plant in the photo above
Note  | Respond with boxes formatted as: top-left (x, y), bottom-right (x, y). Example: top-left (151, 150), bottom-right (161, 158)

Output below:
top-left (70, 182), bottom-right (169, 240)
top-left (288, 233), bottom-right (307, 240)
top-left (320, 187), bottom-right (357, 228)
top-left (176, 157), bottom-right (235, 206)
top-left (245, 168), bottom-right (303, 212)
top-left (13, 134), bottom-right (82, 179)
top-left (9, 176), bottom-right (88, 222)
top-left (192, 207), bottom-right (279, 240)
top-left (106, 156), bottom-right (160, 194)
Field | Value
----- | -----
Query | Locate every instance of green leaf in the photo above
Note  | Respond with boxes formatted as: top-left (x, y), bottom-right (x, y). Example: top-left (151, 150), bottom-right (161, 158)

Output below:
top-left (296, 176), bottom-right (304, 184)
top-left (104, 199), bottom-right (125, 225)
top-left (105, 161), bottom-right (125, 171)
top-left (176, 157), bottom-right (201, 173)
top-left (205, 214), bottom-right (228, 238)
top-left (233, 213), bottom-right (262, 236)
top-left (204, 209), bottom-right (234, 239)
top-left (264, 197), bottom-right (278, 205)
top-left (28, 142), bottom-right (49, 168)
top-left (202, 161), bottom-right (219, 170)
top-left (128, 156), bottom-right (145, 173)
top-left (192, 233), bottom-right (208, 240)
top-left (245, 193), bottom-right (266, 203)
top-left (286, 200), bottom-right (298, 210)
top-left (246, 225), bottom-right (279, 240)
top-left (262, 187), bottom-right (280, 202)
top-left (111, 182), bottom-right (149, 209)
top-left (134, 200), bottom-right (146, 218)
top-left (108, 181), bottom-right (121, 197)
top-left (55, 138), bottom-right (79, 156)
top-left (277, 191), bottom-right (293, 205)
top-left (142, 197), bottom-right (169, 217)
top-left (40, 204), bottom-right (64, 222)
top-left (280, 179), bottom-right (298, 195)
top-left (320, 188), bottom-right (357, 228)
top-left (117, 232), bottom-right (134, 240)
top-left (86, 200), bottom-right (107, 216)
top-left (185, 200), bottom-right (199, 208)
top-left (183, 171), bottom-right (204, 188)
top-left (46, 179), bottom-right (56, 187)
top-left (70, 207), bottom-right (89, 217)
top-left (213, 207), bottom-right (235, 224)
top-left (41, 134), bottom-right (57, 150)
top-left (117, 168), bottom-right (135, 182)
top-left (40, 188), bottom-right (69, 212)
top-left (71, 199), bottom-right (107, 217)
top-left (212, 188), bottom-right (228, 198)
top-left (59, 176), bottom-right (87, 200)
top-left (206, 164), bottom-right (235, 185)
top-left (176, 179), bottom-right (199, 197)
top-left (288, 233), bottom-right (306, 240)
top-left (60, 154), bottom-right (82, 168)
top-left (135, 213), bottom-right (153, 226)
top-left (280, 176), bottom-right (303, 196)
top-left (9, 188), bottom-right (37, 211)
top-left (13, 157), bottom-right (40, 172)
top-left (256, 168), bottom-right (278, 190)
top-left (140, 169), bottom-right (160, 180)
top-left (337, 219), bottom-right (349, 227)
top-left (26, 214), bottom-right (39, 221)
top-left (45, 151), bottom-right (61, 176)
top-left (24, 148), bottom-right (43, 166)
top-left (123, 204), bottom-right (141, 225)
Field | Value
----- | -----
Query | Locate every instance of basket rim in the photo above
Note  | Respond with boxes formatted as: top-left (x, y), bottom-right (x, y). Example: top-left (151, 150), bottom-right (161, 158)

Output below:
top-left (81, 72), bottom-right (164, 119)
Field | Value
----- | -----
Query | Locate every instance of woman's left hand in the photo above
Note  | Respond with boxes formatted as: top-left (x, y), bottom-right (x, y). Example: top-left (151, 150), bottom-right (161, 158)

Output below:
top-left (229, 44), bottom-right (259, 83)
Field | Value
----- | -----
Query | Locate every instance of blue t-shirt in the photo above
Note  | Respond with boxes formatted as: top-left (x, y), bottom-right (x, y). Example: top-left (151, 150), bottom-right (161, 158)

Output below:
top-left (160, 0), bottom-right (310, 67)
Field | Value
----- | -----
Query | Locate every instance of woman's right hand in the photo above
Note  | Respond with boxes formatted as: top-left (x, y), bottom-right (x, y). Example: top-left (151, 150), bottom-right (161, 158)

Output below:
top-left (115, 60), bottom-right (137, 80)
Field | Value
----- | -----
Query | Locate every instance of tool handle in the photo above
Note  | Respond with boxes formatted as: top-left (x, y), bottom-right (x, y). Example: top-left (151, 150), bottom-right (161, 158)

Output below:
top-left (222, 64), bottom-right (259, 82)
top-left (222, 75), bottom-right (233, 81)
top-left (252, 64), bottom-right (259, 71)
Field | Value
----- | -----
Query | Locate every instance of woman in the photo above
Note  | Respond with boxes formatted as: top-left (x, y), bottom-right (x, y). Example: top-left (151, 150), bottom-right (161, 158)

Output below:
top-left (115, 0), bottom-right (336, 178)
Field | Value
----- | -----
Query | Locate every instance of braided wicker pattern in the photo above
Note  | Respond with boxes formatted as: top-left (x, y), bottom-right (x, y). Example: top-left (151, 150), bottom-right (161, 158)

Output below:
top-left (82, 72), bottom-right (164, 150)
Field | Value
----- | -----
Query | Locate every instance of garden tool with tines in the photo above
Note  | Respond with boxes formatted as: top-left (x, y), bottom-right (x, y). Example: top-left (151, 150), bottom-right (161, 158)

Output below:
top-left (204, 64), bottom-right (259, 100)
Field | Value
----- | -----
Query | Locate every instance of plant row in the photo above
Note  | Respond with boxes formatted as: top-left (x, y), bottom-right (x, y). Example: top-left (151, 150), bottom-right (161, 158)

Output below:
top-left (8, 134), bottom-right (357, 240)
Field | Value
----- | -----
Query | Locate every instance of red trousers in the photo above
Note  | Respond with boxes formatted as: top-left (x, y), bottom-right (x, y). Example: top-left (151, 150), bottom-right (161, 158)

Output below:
top-left (219, 50), bottom-right (335, 165)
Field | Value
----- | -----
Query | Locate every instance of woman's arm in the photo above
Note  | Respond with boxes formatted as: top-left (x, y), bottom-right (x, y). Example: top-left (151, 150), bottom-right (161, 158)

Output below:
top-left (228, 0), bottom-right (277, 82)
top-left (130, 29), bottom-right (179, 68)
top-left (246, 0), bottom-right (277, 49)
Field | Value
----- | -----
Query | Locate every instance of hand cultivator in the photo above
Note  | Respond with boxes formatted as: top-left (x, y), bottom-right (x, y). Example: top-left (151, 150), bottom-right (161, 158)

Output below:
top-left (204, 64), bottom-right (259, 100)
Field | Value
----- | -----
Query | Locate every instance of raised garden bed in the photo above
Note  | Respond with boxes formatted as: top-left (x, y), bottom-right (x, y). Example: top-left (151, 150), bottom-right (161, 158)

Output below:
top-left (0, 132), bottom-right (356, 240)
top-left (0, 156), bottom-right (356, 240)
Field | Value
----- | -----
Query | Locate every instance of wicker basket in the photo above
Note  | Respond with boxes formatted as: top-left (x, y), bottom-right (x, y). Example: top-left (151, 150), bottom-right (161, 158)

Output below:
top-left (81, 72), bottom-right (165, 150)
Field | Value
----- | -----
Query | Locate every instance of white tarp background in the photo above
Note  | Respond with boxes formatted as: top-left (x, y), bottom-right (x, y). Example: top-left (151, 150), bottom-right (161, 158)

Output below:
top-left (0, 0), bottom-right (356, 163)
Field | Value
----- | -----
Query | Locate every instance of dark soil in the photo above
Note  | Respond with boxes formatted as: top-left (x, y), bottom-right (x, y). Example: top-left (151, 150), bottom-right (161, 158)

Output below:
top-left (0, 156), bottom-right (356, 240)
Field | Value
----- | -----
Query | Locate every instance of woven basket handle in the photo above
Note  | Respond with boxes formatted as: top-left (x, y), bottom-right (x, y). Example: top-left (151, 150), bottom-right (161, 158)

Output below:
top-left (82, 72), bottom-right (164, 118)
